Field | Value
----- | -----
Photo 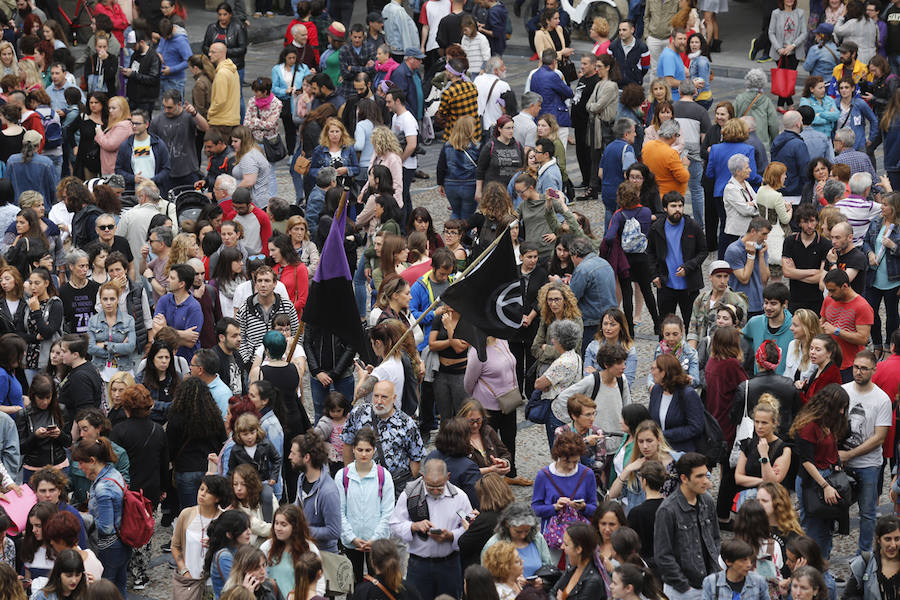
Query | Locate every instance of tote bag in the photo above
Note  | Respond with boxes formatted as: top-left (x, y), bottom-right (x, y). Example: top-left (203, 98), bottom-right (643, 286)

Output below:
top-left (771, 58), bottom-right (798, 98)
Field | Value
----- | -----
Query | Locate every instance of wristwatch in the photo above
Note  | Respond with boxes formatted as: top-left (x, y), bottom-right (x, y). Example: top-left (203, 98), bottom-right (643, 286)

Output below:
top-left (833, 327), bottom-right (841, 337)
top-left (759, 456), bottom-right (769, 464)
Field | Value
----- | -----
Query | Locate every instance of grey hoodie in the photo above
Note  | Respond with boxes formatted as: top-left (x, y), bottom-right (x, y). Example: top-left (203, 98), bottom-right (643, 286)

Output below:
top-left (296, 470), bottom-right (342, 553)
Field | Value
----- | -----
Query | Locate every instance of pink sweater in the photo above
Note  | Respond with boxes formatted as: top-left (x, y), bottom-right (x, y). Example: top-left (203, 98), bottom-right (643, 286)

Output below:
top-left (94, 120), bottom-right (133, 176)
top-left (463, 339), bottom-right (519, 412)
top-left (355, 152), bottom-right (404, 235)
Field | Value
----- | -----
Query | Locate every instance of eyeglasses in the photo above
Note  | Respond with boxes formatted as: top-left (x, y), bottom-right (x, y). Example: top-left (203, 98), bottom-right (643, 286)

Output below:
top-left (547, 297), bottom-right (563, 303)
top-left (97, 224), bottom-right (115, 231)
top-left (852, 365), bottom-right (874, 372)
top-left (468, 418), bottom-right (483, 425)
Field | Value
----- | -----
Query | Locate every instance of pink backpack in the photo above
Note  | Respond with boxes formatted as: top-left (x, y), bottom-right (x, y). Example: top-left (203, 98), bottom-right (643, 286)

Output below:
top-left (342, 465), bottom-right (386, 500)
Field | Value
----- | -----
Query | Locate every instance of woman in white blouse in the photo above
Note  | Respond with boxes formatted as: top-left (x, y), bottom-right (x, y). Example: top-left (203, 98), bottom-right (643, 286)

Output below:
top-left (721, 153), bottom-right (759, 250)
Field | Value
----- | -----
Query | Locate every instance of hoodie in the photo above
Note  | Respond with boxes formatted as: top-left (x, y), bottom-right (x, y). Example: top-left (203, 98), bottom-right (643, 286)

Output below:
top-left (208, 59), bottom-right (241, 127)
top-left (158, 28), bottom-right (192, 82)
top-left (770, 130), bottom-right (810, 196)
top-left (296, 471), bottom-right (341, 553)
top-left (742, 309), bottom-right (794, 376)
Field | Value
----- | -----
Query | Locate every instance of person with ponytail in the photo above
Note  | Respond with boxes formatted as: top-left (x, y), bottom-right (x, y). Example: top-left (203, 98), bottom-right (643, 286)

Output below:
top-left (349, 539), bottom-right (419, 600)
top-left (734, 393), bottom-right (792, 505)
top-left (70, 437), bottom-right (128, 597)
top-left (289, 551), bottom-right (326, 600)
top-left (611, 563), bottom-right (664, 600)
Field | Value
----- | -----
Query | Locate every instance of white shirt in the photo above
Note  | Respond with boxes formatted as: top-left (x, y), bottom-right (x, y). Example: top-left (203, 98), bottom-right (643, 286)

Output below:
top-left (371, 354), bottom-right (405, 410)
top-left (48, 200), bottom-right (74, 244)
top-left (234, 213), bottom-right (262, 254)
top-left (475, 73), bottom-right (511, 131)
top-left (659, 392), bottom-right (674, 427)
top-left (842, 382), bottom-right (892, 469)
top-left (423, 0), bottom-right (452, 52)
top-left (513, 111), bottom-right (537, 149)
top-left (392, 110), bottom-right (419, 170)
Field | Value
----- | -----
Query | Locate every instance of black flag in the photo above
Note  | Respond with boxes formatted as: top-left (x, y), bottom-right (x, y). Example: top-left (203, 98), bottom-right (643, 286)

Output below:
top-left (441, 228), bottom-right (524, 360)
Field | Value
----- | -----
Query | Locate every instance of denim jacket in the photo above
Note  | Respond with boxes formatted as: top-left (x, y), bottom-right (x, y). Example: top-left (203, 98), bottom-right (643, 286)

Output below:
top-left (437, 142), bottom-right (479, 184)
top-left (88, 463), bottom-right (126, 539)
top-left (654, 487), bottom-right (721, 591)
top-left (862, 215), bottom-right (900, 284)
top-left (702, 570), bottom-right (769, 600)
top-left (87, 309), bottom-right (137, 372)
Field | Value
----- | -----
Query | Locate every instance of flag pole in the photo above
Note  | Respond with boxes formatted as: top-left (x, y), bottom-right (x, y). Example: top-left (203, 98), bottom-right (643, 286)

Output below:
top-left (379, 223), bottom-right (513, 362)
top-left (287, 188), bottom-right (349, 362)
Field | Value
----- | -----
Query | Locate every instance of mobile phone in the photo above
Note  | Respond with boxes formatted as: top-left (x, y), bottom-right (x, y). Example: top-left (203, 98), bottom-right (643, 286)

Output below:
top-left (547, 188), bottom-right (559, 199)
top-left (429, 528), bottom-right (442, 535)
top-left (354, 358), bottom-right (366, 370)
top-left (572, 499), bottom-right (586, 507)
top-left (525, 576), bottom-right (539, 582)
top-left (47, 425), bottom-right (59, 431)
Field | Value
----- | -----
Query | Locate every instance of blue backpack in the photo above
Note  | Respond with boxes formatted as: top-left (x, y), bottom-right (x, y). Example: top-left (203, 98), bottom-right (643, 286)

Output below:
top-left (36, 106), bottom-right (63, 150)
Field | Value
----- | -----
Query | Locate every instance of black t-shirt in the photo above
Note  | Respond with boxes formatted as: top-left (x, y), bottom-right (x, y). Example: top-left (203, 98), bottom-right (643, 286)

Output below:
top-left (626, 497), bottom-right (663, 567)
top-left (833, 246), bottom-right (868, 295)
top-left (782, 232), bottom-right (831, 308)
top-left (738, 435), bottom-right (788, 478)
top-left (727, 578), bottom-right (747, 593)
top-left (213, 344), bottom-right (246, 396)
top-left (58, 279), bottom-right (100, 334)
top-left (435, 11), bottom-right (469, 49)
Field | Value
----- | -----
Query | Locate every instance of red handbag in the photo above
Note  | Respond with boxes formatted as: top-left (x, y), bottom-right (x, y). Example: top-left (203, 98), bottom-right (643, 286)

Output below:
top-left (771, 58), bottom-right (798, 98)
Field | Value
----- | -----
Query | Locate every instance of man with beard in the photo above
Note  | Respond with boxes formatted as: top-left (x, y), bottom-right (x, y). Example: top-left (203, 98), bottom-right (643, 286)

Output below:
top-left (742, 282), bottom-right (793, 375)
top-left (822, 268), bottom-right (873, 380)
top-left (657, 28), bottom-right (687, 100)
top-left (687, 260), bottom-right (749, 347)
top-left (827, 41), bottom-right (868, 97)
top-left (213, 317), bottom-right (245, 395)
top-left (782, 203), bottom-right (831, 314)
top-left (572, 54), bottom-right (600, 196)
top-left (338, 24), bottom-right (375, 100)
top-left (823, 221), bottom-right (868, 295)
top-left (647, 191), bottom-right (709, 326)
top-left (341, 380), bottom-right (425, 496)
top-left (310, 72), bottom-right (346, 114)
top-left (288, 431), bottom-right (341, 552)
top-left (724, 216), bottom-right (773, 318)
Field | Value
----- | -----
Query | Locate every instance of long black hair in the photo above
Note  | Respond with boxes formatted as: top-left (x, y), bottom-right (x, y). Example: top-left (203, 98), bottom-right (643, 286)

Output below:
top-left (142, 339), bottom-right (180, 393)
top-left (40, 548), bottom-right (87, 599)
top-left (203, 509), bottom-right (250, 577)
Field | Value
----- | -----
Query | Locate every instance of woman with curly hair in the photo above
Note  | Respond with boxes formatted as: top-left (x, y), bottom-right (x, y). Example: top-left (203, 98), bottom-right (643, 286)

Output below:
top-left (756, 482), bottom-right (803, 568)
top-left (0, 563), bottom-right (25, 600)
top-left (483, 541), bottom-right (526, 600)
top-left (28, 467), bottom-right (88, 547)
top-left (532, 282), bottom-right (583, 378)
top-left (165, 232), bottom-right (201, 274)
top-left (229, 464), bottom-right (276, 547)
top-left (468, 180), bottom-right (517, 258)
top-left (285, 215), bottom-right (320, 275)
top-left (168, 376), bottom-right (228, 510)
top-left (260, 504), bottom-right (325, 596)
top-left (790, 383), bottom-right (849, 558)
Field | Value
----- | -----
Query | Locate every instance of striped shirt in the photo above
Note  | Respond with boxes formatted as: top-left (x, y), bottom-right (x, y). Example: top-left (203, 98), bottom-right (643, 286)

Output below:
top-left (836, 195), bottom-right (882, 247)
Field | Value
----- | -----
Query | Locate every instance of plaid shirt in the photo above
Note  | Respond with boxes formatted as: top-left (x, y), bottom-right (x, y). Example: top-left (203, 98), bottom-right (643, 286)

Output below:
top-left (338, 43), bottom-right (375, 98)
top-left (438, 79), bottom-right (482, 141)
top-left (834, 149), bottom-right (880, 188)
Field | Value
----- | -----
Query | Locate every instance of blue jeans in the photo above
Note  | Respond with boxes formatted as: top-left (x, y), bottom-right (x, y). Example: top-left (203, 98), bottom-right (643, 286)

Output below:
top-left (602, 197), bottom-right (616, 234)
top-left (406, 553), bottom-right (461, 600)
top-left (688, 159), bottom-right (704, 229)
top-left (796, 469), bottom-right (835, 559)
top-left (48, 153), bottom-right (62, 178)
top-left (353, 253), bottom-right (369, 317)
top-left (847, 465), bottom-right (880, 555)
top-left (174, 470), bottom-right (205, 510)
top-left (444, 181), bottom-right (476, 221)
top-left (98, 538), bottom-right (131, 598)
top-left (160, 76), bottom-right (186, 98)
top-left (238, 68), bottom-right (246, 120)
top-left (892, 56), bottom-right (900, 82)
top-left (309, 374), bottom-right (354, 424)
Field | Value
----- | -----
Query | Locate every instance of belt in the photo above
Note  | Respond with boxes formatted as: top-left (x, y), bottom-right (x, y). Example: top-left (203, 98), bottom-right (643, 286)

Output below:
top-left (410, 551), bottom-right (459, 563)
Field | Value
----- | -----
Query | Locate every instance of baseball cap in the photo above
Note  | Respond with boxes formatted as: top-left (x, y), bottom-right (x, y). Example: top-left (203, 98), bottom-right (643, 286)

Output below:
top-left (709, 260), bottom-right (733, 276)
top-left (367, 11), bottom-right (383, 23)
top-left (22, 129), bottom-right (42, 146)
top-left (404, 47), bottom-right (425, 59)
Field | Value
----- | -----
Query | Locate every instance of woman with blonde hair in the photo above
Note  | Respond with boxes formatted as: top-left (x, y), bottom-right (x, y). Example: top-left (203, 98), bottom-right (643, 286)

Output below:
top-left (734, 393), bottom-right (792, 510)
top-left (106, 371), bottom-right (135, 425)
top-left (358, 125), bottom-right (403, 208)
top-left (532, 281), bottom-right (583, 376)
top-left (165, 233), bottom-right (201, 274)
top-left (643, 77), bottom-right (673, 127)
top-left (94, 96), bottom-right (131, 175)
top-left (231, 125), bottom-right (276, 208)
top-left (285, 215), bottom-right (319, 274)
top-left (309, 117), bottom-right (359, 193)
top-left (817, 205), bottom-right (846, 237)
top-left (784, 308), bottom-right (822, 382)
top-left (607, 419), bottom-right (681, 510)
top-left (438, 115), bottom-right (481, 221)
top-left (483, 541), bottom-right (525, 600)
top-left (590, 17), bottom-right (611, 55)
top-left (18, 60), bottom-right (43, 92)
top-left (0, 41), bottom-right (19, 77)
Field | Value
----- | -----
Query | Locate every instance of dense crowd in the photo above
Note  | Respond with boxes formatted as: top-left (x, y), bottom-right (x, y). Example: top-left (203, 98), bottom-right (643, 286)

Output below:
top-left (0, 0), bottom-right (900, 599)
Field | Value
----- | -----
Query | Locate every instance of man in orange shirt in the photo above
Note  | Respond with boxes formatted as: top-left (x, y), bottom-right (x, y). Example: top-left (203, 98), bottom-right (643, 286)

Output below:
top-left (642, 119), bottom-right (690, 197)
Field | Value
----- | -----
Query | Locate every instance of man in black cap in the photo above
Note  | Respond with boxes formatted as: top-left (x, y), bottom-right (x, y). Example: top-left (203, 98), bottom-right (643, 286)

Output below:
top-left (364, 11), bottom-right (386, 55)
top-left (827, 41), bottom-right (868, 96)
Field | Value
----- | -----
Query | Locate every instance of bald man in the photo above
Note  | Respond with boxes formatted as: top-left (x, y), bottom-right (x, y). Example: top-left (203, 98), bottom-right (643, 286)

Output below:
top-left (823, 220), bottom-right (868, 296)
top-left (207, 41), bottom-right (240, 138)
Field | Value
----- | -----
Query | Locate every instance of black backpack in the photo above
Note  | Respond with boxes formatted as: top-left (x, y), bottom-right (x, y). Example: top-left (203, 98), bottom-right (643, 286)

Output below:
top-left (696, 408), bottom-right (728, 467)
top-left (590, 371), bottom-right (624, 401)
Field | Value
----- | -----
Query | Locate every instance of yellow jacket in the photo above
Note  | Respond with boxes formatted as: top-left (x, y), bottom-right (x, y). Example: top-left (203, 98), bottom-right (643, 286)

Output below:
top-left (207, 58), bottom-right (240, 127)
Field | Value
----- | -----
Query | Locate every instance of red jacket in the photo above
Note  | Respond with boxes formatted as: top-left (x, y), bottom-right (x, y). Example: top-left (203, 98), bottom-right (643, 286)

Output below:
top-left (274, 262), bottom-right (308, 317)
top-left (801, 362), bottom-right (843, 405)
top-left (218, 198), bottom-right (273, 257)
top-left (873, 354), bottom-right (900, 459)
top-left (93, 1), bottom-right (129, 46)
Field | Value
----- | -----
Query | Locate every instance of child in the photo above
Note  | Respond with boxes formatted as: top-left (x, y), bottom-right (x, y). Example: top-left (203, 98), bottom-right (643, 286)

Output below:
top-left (647, 314), bottom-right (700, 390)
top-left (229, 464), bottom-right (276, 547)
top-left (31, 548), bottom-right (88, 600)
top-left (701, 539), bottom-right (769, 600)
top-left (228, 413), bottom-right (282, 493)
top-left (625, 460), bottom-right (666, 567)
top-left (313, 392), bottom-right (351, 476)
top-left (288, 551), bottom-right (325, 600)
top-left (442, 219), bottom-right (468, 272)
top-left (611, 563), bottom-right (664, 600)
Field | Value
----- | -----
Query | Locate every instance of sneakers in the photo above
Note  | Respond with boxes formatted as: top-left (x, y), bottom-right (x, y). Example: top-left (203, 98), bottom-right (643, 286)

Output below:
top-left (132, 576), bottom-right (149, 590)
top-left (161, 541), bottom-right (172, 553)
top-left (756, 55), bottom-right (773, 63)
top-left (748, 38), bottom-right (757, 60)
top-left (252, 11), bottom-right (261, 17)
top-left (265, 10), bottom-right (274, 16)
top-left (530, 52), bottom-right (538, 61)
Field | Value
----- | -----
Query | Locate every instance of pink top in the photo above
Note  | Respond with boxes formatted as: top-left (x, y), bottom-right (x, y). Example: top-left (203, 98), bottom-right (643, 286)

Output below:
top-left (94, 119), bottom-right (133, 176)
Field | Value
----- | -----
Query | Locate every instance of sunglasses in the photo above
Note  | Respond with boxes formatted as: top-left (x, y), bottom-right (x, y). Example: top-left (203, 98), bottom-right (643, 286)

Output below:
top-left (97, 224), bottom-right (115, 231)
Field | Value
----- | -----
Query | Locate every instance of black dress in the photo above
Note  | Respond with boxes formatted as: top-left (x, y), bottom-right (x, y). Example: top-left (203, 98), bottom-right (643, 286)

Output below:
top-left (109, 417), bottom-right (169, 506)
top-left (0, 130), bottom-right (24, 163)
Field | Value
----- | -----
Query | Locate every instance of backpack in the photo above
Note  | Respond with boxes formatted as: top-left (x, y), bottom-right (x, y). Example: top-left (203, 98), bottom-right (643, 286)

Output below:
top-left (695, 407), bottom-right (728, 467)
top-left (101, 477), bottom-right (155, 548)
top-left (342, 465), bottom-right (386, 500)
top-left (590, 371), bottom-right (624, 401)
top-left (36, 106), bottom-right (63, 149)
top-left (620, 213), bottom-right (648, 253)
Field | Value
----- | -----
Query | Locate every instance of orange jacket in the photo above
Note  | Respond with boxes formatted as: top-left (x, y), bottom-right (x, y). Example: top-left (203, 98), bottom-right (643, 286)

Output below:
top-left (641, 139), bottom-right (689, 197)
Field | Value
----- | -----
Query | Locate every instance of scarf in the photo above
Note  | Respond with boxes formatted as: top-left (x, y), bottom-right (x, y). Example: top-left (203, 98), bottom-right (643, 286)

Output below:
top-left (445, 63), bottom-right (470, 82)
top-left (254, 93), bottom-right (275, 110)
top-left (659, 339), bottom-right (684, 360)
top-left (755, 339), bottom-right (782, 372)
top-left (688, 50), bottom-right (701, 60)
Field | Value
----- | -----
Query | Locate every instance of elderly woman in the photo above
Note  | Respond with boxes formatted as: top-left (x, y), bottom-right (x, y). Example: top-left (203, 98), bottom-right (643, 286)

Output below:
top-left (534, 319), bottom-right (584, 449)
top-left (483, 541), bottom-right (528, 600)
top-left (721, 153), bottom-right (759, 252)
top-left (733, 70), bottom-right (781, 146)
top-left (481, 502), bottom-right (553, 578)
top-left (706, 119), bottom-right (760, 255)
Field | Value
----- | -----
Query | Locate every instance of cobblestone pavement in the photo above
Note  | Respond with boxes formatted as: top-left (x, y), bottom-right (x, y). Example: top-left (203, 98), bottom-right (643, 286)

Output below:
top-left (130, 21), bottom-right (889, 600)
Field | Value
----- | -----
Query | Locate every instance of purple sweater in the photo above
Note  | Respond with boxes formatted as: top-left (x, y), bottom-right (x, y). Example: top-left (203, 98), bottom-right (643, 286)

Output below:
top-left (531, 464), bottom-right (598, 528)
top-left (604, 206), bottom-right (653, 242)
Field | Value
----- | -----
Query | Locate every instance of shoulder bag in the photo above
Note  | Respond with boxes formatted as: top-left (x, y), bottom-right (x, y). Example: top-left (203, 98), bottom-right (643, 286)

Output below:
top-left (479, 343), bottom-right (523, 414)
top-left (729, 382), bottom-right (754, 468)
top-left (258, 106), bottom-right (287, 163)
top-left (293, 153), bottom-right (311, 175)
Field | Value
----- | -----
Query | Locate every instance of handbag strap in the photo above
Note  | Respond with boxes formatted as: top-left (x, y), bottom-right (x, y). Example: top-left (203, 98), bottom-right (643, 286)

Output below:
top-left (741, 93), bottom-right (762, 117)
top-left (364, 575), bottom-right (397, 600)
top-left (481, 78), bottom-right (500, 118)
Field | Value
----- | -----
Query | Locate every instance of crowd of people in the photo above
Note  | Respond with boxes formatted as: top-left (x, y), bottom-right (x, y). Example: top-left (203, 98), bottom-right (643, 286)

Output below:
top-left (0, 0), bottom-right (898, 599)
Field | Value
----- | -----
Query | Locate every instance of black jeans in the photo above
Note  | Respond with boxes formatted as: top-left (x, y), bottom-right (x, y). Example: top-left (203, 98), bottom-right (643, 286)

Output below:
top-left (865, 285), bottom-right (900, 348)
top-left (775, 54), bottom-right (799, 106)
top-left (280, 97), bottom-right (298, 155)
top-left (487, 408), bottom-right (518, 478)
top-left (402, 167), bottom-right (415, 231)
top-left (575, 126), bottom-right (592, 188)
top-left (622, 252), bottom-right (661, 335)
top-left (717, 459), bottom-right (739, 520)
top-left (344, 546), bottom-right (374, 584)
top-left (703, 178), bottom-right (718, 251)
top-left (657, 286), bottom-right (699, 328)
top-left (509, 339), bottom-right (536, 399)
top-left (419, 381), bottom-right (436, 438)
